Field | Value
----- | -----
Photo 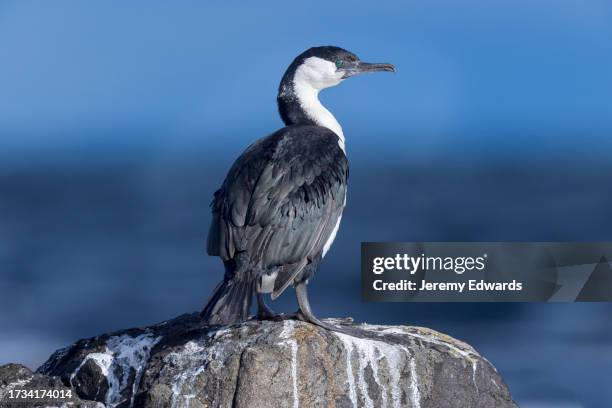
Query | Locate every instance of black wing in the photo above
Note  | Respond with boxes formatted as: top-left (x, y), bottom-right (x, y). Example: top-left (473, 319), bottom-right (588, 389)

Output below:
top-left (207, 125), bottom-right (348, 297)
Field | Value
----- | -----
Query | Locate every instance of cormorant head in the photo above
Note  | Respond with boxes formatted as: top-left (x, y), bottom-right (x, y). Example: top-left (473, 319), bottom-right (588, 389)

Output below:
top-left (284, 46), bottom-right (395, 91)
top-left (277, 46), bottom-right (395, 131)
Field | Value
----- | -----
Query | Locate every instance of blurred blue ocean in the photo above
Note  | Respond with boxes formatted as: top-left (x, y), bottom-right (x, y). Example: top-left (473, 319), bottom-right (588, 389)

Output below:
top-left (1, 1), bottom-right (612, 407)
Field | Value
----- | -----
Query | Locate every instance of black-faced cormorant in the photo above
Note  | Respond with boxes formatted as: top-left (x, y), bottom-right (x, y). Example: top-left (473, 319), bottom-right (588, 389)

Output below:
top-left (202, 46), bottom-right (395, 330)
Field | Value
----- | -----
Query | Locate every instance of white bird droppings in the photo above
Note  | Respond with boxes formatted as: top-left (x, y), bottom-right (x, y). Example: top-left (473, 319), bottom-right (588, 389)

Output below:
top-left (334, 332), bottom-right (417, 408)
top-left (278, 321), bottom-right (299, 408)
top-left (365, 325), bottom-right (483, 393)
top-left (70, 333), bottom-right (160, 408)
top-left (408, 353), bottom-right (422, 408)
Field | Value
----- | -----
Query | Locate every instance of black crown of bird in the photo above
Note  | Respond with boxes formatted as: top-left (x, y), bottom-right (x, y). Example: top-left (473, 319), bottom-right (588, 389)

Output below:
top-left (201, 46), bottom-right (395, 332)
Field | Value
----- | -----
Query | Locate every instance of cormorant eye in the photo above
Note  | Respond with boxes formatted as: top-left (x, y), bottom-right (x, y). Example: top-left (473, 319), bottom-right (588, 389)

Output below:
top-left (335, 60), bottom-right (344, 69)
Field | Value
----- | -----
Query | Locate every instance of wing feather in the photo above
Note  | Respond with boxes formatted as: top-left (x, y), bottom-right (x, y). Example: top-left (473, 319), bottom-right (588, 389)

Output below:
top-left (207, 125), bottom-right (348, 295)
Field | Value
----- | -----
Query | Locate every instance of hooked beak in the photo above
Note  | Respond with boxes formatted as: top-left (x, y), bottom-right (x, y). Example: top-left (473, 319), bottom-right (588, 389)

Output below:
top-left (339, 61), bottom-right (396, 78)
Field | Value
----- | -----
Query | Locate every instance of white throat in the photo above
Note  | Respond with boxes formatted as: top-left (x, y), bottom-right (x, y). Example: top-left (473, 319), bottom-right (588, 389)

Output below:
top-left (292, 59), bottom-right (346, 152)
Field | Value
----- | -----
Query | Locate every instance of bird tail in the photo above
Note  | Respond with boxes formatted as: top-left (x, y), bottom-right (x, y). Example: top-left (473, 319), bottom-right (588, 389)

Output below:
top-left (200, 277), bottom-right (254, 325)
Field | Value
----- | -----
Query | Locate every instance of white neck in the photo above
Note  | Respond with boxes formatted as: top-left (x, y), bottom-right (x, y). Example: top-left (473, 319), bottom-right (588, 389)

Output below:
top-left (292, 73), bottom-right (345, 153)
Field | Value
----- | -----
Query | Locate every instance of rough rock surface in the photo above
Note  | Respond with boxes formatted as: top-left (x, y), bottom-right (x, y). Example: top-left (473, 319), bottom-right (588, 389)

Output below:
top-left (0, 363), bottom-right (104, 407)
top-left (7, 313), bottom-right (516, 407)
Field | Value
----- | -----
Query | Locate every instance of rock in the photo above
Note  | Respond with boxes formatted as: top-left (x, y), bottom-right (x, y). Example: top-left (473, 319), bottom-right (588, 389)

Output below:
top-left (0, 363), bottom-right (104, 408)
top-left (31, 313), bottom-right (516, 408)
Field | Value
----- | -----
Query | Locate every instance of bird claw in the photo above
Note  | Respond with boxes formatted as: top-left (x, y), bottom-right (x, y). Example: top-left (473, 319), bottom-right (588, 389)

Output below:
top-left (256, 311), bottom-right (295, 321)
top-left (286, 309), bottom-right (351, 334)
top-left (255, 310), bottom-right (350, 333)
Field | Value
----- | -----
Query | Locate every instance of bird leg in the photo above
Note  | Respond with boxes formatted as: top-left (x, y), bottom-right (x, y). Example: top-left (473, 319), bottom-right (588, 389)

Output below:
top-left (256, 292), bottom-right (280, 320)
top-left (256, 292), bottom-right (306, 322)
top-left (294, 281), bottom-right (348, 333)
top-left (257, 285), bottom-right (351, 334)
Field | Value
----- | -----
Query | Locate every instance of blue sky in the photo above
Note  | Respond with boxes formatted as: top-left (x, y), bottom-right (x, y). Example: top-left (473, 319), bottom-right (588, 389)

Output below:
top-left (1, 1), bottom-right (611, 161)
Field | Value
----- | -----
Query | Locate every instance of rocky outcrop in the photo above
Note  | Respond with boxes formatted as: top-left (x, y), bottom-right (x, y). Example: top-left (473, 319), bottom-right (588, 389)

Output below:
top-left (3, 313), bottom-right (517, 407)
top-left (0, 363), bottom-right (103, 407)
